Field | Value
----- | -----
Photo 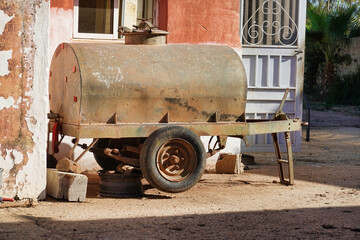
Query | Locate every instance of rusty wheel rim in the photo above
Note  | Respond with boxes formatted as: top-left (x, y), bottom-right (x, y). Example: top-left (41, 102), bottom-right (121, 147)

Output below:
top-left (156, 139), bottom-right (197, 182)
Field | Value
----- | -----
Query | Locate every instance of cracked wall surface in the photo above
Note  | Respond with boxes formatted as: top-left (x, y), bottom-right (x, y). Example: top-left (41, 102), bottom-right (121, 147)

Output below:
top-left (0, 0), bottom-right (49, 199)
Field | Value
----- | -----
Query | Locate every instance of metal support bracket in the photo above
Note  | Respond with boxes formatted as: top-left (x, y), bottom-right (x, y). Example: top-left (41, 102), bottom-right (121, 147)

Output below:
top-left (274, 88), bottom-right (290, 120)
top-left (207, 136), bottom-right (227, 156)
top-left (272, 132), bottom-right (294, 185)
top-left (74, 138), bottom-right (99, 163)
top-left (68, 138), bottom-right (79, 161)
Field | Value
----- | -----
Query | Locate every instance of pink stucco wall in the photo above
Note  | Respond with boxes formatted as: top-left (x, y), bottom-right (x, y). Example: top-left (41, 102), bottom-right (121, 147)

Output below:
top-left (49, 0), bottom-right (73, 57)
top-left (159, 0), bottom-right (241, 47)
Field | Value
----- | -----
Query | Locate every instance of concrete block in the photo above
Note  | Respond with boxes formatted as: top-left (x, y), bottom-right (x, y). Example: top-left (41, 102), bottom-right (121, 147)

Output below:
top-left (216, 153), bottom-right (244, 174)
top-left (56, 157), bottom-right (82, 173)
top-left (47, 169), bottom-right (88, 202)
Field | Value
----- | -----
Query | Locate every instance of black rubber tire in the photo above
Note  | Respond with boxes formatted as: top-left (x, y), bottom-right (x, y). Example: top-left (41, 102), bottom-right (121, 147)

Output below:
top-left (93, 138), bottom-right (144, 171)
top-left (98, 171), bottom-right (143, 198)
top-left (140, 126), bottom-right (206, 193)
top-left (93, 138), bottom-right (119, 170)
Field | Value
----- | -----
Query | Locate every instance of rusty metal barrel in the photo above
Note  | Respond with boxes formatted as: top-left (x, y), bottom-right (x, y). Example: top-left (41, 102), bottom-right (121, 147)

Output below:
top-left (49, 42), bottom-right (247, 128)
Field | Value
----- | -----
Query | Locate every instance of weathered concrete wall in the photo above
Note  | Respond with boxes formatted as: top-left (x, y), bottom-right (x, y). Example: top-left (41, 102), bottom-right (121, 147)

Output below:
top-left (340, 37), bottom-right (360, 75)
top-left (159, 0), bottom-right (241, 47)
top-left (0, 0), bottom-right (49, 199)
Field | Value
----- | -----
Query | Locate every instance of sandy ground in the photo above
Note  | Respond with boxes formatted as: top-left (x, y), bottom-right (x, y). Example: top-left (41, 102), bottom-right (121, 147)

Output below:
top-left (1, 109), bottom-right (360, 240)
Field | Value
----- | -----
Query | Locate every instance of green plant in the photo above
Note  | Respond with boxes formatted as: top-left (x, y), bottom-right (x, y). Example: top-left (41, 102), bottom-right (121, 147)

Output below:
top-left (306, 2), bottom-right (359, 96)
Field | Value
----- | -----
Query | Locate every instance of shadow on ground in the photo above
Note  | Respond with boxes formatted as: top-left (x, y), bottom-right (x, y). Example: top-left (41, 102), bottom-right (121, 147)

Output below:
top-left (1, 206), bottom-right (359, 239)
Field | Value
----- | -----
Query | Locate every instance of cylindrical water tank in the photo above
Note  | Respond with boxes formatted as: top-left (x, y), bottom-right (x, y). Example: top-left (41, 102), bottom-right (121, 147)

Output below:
top-left (49, 43), bottom-right (247, 126)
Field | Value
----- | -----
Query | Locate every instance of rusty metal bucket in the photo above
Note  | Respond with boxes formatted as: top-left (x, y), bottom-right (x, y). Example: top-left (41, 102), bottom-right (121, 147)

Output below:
top-left (98, 171), bottom-right (143, 198)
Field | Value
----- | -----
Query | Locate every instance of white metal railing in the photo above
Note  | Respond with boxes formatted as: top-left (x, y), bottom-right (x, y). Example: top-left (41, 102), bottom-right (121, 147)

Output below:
top-left (242, 0), bottom-right (299, 46)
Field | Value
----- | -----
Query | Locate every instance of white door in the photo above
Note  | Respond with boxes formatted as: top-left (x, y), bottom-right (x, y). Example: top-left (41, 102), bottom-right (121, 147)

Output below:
top-left (240, 0), bottom-right (307, 152)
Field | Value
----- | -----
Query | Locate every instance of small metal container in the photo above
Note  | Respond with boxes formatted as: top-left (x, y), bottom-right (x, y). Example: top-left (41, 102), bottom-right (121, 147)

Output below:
top-left (98, 171), bottom-right (143, 198)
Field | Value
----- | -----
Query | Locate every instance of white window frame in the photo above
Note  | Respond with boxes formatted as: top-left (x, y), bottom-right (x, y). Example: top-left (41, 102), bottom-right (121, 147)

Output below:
top-left (73, 0), bottom-right (120, 40)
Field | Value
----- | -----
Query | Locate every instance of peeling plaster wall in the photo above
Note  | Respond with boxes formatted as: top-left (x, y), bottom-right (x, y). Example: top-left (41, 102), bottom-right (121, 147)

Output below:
top-left (0, 0), bottom-right (49, 199)
top-left (0, 50), bottom-right (13, 76)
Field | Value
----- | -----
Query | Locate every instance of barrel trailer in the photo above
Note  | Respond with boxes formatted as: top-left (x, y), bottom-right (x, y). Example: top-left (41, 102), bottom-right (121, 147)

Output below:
top-left (47, 26), bottom-right (305, 194)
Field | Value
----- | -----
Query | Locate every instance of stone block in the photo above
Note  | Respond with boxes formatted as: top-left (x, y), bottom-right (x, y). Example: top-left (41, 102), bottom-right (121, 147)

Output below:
top-left (215, 153), bottom-right (244, 174)
top-left (56, 157), bottom-right (82, 173)
top-left (47, 169), bottom-right (88, 202)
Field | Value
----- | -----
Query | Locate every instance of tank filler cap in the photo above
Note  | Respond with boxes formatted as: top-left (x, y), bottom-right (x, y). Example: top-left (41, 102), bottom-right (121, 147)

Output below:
top-left (120, 18), bottom-right (169, 45)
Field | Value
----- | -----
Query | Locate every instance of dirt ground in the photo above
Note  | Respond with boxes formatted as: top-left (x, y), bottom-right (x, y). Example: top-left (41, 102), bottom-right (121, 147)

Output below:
top-left (1, 109), bottom-right (360, 240)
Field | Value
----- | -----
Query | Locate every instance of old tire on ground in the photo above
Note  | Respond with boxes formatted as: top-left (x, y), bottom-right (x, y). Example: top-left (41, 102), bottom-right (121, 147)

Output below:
top-left (98, 171), bottom-right (143, 198)
top-left (140, 126), bottom-right (206, 193)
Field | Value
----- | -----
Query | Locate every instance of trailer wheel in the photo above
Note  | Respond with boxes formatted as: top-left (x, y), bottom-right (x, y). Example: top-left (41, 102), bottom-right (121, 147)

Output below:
top-left (93, 138), bottom-right (144, 170)
top-left (93, 138), bottom-right (119, 170)
top-left (140, 126), bottom-right (206, 193)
